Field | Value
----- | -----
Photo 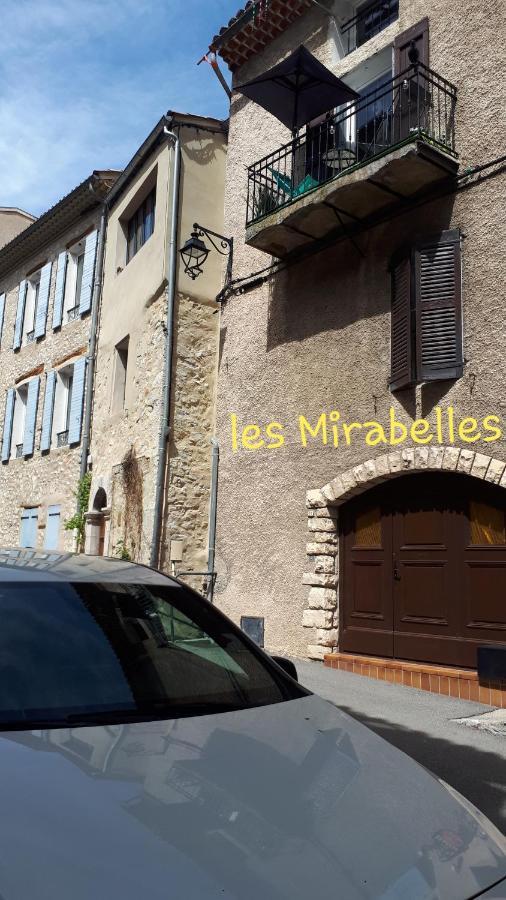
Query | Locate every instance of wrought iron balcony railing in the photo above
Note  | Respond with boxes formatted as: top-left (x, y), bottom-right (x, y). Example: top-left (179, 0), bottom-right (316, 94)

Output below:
top-left (67, 306), bottom-right (79, 322)
top-left (15, 443), bottom-right (23, 459)
top-left (246, 63), bottom-right (457, 228)
top-left (57, 430), bottom-right (69, 448)
top-left (341, 0), bottom-right (399, 56)
top-left (26, 330), bottom-right (35, 343)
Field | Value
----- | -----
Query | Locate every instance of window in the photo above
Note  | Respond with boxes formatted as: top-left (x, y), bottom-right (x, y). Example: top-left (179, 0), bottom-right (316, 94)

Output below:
top-left (52, 367), bottom-right (74, 448)
top-left (390, 229), bottom-right (463, 390)
top-left (111, 336), bottom-right (129, 413)
top-left (20, 507), bottom-right (38, 549)
top-left (22, 273), bottom-right (41, 345)
top-left (63, 238), bottom-right (86, 322)
top-left (126, 187), bottom-right (156, 263)
top-left (44, 505), bottom-right (61, 550)
top-left (356, 0), bottom-right (398, 49)
top-left (10, 385), bottom-right (28, 459)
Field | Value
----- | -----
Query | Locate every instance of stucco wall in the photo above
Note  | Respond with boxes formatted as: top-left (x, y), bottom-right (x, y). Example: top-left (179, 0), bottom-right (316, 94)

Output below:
top-left (0, 208), bottom-right (100, 551)
top-left (0, 210), bottom-right (35, 250)
top-left (89, 124), bottom-right (226, 587)
top-left (213, 0), bottom-right (506, 655)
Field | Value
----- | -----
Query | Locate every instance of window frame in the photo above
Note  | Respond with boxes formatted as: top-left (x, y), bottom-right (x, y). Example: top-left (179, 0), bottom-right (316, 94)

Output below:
top-left (125, 187), bottom-right (156, 264)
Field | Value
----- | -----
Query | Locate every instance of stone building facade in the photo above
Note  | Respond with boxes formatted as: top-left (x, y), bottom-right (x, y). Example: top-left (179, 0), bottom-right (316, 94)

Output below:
top-left (206, 0), bottom-right (506, 670)
top-left (0, 208), bottom-right (36, 250)
top-left (0, 171), bottom-right (119, 553)
top-left (87, 112), bottom-right (227, 592)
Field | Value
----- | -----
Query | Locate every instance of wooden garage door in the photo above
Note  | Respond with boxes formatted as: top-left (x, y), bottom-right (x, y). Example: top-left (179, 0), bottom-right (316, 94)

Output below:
top-left (341, 472), bottom-right (506, 668)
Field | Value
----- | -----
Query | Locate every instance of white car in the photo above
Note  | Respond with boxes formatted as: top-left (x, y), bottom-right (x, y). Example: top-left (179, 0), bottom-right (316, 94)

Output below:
top-left (0, 549), bottom-right (504, 899)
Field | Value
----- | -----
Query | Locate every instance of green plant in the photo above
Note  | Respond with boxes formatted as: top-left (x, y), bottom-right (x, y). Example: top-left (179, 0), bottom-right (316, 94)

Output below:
top-left (113, 539), bottom-right (132, 561)
top-left (64, 472), bottom-right (92, 550)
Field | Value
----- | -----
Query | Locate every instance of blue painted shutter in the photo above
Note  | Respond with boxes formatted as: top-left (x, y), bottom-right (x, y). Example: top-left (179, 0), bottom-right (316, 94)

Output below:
top-left (44, 505), bottom-right (61, 550)
top-left (40, 371), bottom-right (56, 452)
top-left (0, 293), bottom-right (5, 347)
top-left (78, 230), bottom-right (98, 316)
top-left (34, 261), bottom-right (52, 338)
top-left (13, 280), bottom-right (27, 349)
top-left (52, 251), bottom-right (68, 329)
top-left (68, 357), bottom-right (87, 445)
top-left (1, 388), bottom-right (15, 462)
top-left (20, 508), bottom-right (38, 548)
top-left (22, 376), bottom-right (40, 457)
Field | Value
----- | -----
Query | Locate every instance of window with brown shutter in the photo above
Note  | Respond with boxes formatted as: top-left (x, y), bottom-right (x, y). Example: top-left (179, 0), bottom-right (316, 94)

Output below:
top-left (389, 229), bottom-right (463, 389)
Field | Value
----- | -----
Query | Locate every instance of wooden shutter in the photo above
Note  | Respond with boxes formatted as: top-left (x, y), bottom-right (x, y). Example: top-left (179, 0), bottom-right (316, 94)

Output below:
top-left (68, 356), bottom-right (87, 445)
top-left (414, 229), bottom-right (463, 383)
top-left (52, 251), bottom-right (68, 329)
top-left (20, 508), bottom-right (38, 549)
top-left (34, 261), bottom-right (52, 339)
top-left (13, 280), bottom-right (27, 349)
top-left (40, 371), bottom-right (56, 452)
top-left (22, 377), bottom-right (40, 457)
top-left (78, 230), bottom-right (98, 316)
top-left (393, 18), bottom-right (429, 74)
top-left (44, 505), bottom-right (61, 550)
top-left (389, 256), bottom-right (414, 390)
top-left (1, 388), bottom-right (15, 462)
top-left (0, 293), bottom-right (5, 348)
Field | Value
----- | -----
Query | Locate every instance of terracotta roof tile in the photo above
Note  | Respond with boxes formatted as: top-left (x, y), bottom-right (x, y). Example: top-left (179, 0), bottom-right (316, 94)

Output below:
top-left (209, 0), bottom-right (312, 72)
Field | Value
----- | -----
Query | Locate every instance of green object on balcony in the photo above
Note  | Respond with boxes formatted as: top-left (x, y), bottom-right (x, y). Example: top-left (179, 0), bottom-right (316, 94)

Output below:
top-left (269, 167), bottom-right (319, 199)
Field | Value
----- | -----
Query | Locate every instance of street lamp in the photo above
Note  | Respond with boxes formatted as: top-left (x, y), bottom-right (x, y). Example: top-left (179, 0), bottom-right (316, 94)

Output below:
top-left (179, 223), bottom-right (233, 289)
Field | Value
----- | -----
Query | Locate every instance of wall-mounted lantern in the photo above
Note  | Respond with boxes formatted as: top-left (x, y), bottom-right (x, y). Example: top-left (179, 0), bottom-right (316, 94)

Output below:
top-left (179, 222), bottom-right (233, 290)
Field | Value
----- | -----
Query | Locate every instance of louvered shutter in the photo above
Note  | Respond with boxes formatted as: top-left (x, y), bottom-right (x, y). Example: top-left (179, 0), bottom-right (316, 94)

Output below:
top-left (34, 261), bottom-right (52, 338)
top-left (78, 230), bottom-right (98, 316)
top-left (0, 293), bottom-right (5, 347)
top-left (52, 251), bottom-right (68, 329)
top-left (68, 357), bottom-right (87, 445)
top-left (415, 229), bottom-right (463, 382)
top-left (389, 256), bottom-right (414, 390)
top-left (13, 280), bottom-right (27, 349)
top-left (40, 371), bottom-right (56, 452)
top-left (44, 505), bottom-right (61, 550)
top-left (22, 377), bottom-right (40, 457)
top-left (1, 389), bottom-right (15, 462)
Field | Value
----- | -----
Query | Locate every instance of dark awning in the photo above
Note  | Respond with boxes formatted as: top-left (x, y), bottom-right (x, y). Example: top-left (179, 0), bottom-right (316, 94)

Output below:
top-left (234, 45), bottom-right (359, 132)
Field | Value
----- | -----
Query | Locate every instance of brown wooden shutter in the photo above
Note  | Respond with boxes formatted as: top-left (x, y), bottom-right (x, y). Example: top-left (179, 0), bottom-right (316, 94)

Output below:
top-left (393, 18), bottom-right (429, 74)
top-left (389, 255), bottom-right (414, 390)
top-left (414, 229), bottom-right (463, 383)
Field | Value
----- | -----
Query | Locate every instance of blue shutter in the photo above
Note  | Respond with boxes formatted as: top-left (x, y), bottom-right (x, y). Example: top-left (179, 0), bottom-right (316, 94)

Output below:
top-left (68, 357), bottom-right (87, 445)
top-left (40, 371), bottom-right (56, 453)
top-left (0, 292), bottom-right (5, 347)
top-left (44, 505), bottom-right (61, 550)
top-left (13, 280), bottom-right (27, 349)
top-left (1, 388), bottom-right (15, 462)
top-left (20, 508), bottom-right (38, 549)
top-left (52, 251), bottom-right (67, 329)
top-left (78, 230), bottom-right (98, 316)
top-left (22, 377), bottom-right (40, 457)
top-left (34, 261), bottom-right (52, 338)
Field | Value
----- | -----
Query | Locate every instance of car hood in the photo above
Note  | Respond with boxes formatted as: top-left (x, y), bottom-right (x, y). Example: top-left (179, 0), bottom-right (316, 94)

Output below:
top-left (0, 694), bottom-right (505, 900)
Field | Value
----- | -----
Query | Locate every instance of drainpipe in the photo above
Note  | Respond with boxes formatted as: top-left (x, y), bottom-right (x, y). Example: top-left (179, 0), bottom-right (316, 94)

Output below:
top-left (79, 201), bottom-right (107, 484)
top-left (149, 126), bottom-right (181, 569)
top-left (206, 437), bottom-right (219, 602)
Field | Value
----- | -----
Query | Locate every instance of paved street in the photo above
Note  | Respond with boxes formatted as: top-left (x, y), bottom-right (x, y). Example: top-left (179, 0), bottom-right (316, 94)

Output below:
top-left (293, 659), bottom-right (506, 833)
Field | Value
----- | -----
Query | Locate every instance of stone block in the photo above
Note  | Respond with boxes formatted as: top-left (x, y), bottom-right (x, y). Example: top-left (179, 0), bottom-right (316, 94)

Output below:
top-left (442, 446), bottom-right (460, 470)
top-left (307, 542), bottom-right (338, 556)
top-left (388, 451), bottom-right (402, 473)
top-left (302, 573), bottom-right (338, 589)
top-left (302, 609), bottom-right (333, 629)
top-left (307, 586), bottom-right (337, 608)
top-left (321, 475), bottom-right (345, 503)
top-left (374, 454), bottom-right (390, 478)
top-left (457, 449), bottom-right (475, 474)
top-left (485, 458), bottom-right (506, 484)
top-left (314, 555), bottom-right (336, 574)
top-left (306, 489), bottom-right (327, 508)
top-left (471, 453), bottom-right (491, 479)
top-left (427, 446), bottom-right (445, 468)
top-left (308, 517), bottom-right (337, 533)
top-left (414, 446), bottom-right (429, 469)
top-left (401, 447), bottom-right (415, 468)
top-left (316, 628), bottom-right (339, 647)
top-left (307, 644), bottom-right (326, 660)
top-left (309, 531), bottom-right (338, 544)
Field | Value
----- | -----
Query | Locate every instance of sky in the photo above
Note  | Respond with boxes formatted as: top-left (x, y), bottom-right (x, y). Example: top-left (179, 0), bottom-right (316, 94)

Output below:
top-left (0, 0), bottom-right (242, 215)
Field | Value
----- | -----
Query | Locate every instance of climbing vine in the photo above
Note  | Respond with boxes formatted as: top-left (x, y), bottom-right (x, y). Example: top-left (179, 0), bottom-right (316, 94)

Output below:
top-left (64, 472), bottom-right (92, 551)
top-left (121, 446), bottom-right (144, 559)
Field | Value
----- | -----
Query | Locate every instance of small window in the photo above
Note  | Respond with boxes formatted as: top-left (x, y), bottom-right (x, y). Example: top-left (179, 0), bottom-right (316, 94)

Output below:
top-left (111, 337), bottom-right (129, 414)
top-left (10, 385), bottom-right (28, 459)
top-left (126, 188), bottom-right (156, 263)
top-left (63, 238), bottom-right (86, 322)
top-left (20, 507), bottom-right (38, 549)
top-left (23, 273), bottom-right (41, 345)
top-left (390, 229), bottom-right (463, 390)
top-left (44, 505), bottom-right (61, 551)
top-left (52, 367), bottom-right (73, 448)
top-left (470, 501), bottom-right (506, 546)
top-left (356, 0), bottom-right (399, 48)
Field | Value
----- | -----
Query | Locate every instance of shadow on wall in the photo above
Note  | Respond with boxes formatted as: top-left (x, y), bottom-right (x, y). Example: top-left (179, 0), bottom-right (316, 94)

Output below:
top-left (339, 703), bottom-right (506, 833)
top-left (266, 194), bottom-right (457, 352)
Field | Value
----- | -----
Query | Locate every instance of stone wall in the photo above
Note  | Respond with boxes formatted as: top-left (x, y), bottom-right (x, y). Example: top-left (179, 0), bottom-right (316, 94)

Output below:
top-left (0, 208), bottom-right (100, 551)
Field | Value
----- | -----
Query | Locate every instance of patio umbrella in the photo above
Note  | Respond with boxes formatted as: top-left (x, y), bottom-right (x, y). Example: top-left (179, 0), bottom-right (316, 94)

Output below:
top-left (234, 45), bottom-right (359, 134)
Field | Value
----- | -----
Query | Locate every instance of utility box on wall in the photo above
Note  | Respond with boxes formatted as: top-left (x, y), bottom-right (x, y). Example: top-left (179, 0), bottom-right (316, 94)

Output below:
top-left (240, 616), bottom-right (265, 648)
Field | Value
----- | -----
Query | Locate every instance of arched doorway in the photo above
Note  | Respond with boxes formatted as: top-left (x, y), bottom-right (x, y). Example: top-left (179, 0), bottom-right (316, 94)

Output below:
top-left (340, 471), bottom-right (506, 668)
top-left (85, 488), bottom-right (110, 557)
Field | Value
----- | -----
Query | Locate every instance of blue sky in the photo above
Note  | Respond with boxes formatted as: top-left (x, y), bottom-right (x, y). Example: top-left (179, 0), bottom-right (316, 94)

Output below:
top-left (0, 0), bottom-right (242, 215)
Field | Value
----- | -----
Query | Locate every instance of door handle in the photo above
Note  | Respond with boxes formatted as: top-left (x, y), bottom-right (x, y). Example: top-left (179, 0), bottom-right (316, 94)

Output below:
top-left (393, 554), bottom-right (401, 580)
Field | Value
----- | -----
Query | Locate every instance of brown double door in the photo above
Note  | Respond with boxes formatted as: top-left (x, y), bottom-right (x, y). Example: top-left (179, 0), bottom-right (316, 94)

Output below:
top-left (341, 472), bottom-right (506, 668)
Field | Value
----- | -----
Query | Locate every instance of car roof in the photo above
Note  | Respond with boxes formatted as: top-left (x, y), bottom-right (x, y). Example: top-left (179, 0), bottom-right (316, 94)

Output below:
top-left (0, 549), bottom-right (179, 584)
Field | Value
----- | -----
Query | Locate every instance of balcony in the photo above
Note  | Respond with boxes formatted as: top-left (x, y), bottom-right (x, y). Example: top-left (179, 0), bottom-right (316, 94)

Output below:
top-left (56, 430), bottom-right (69, 448)
top-left (15, 444), bottom-right (23, 459)
top-left (26, 330), bottom-right (35, 344)
top-left (341, 0), bottom-right (399, 56)
top-left (246, 64), bottom-right (458, 258)
top-left (67, 306), bottom-right (79, 322)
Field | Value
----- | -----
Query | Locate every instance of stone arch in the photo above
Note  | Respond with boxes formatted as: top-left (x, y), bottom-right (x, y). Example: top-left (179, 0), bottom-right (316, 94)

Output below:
top-left (92, 487), bottom-right (107, 512)
top-left (302, 447), bottom-right (506, 659)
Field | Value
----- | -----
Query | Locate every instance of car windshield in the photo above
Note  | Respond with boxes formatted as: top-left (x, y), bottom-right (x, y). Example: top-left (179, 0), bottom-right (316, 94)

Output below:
top-left (0, 580), bottom-right (304, 729)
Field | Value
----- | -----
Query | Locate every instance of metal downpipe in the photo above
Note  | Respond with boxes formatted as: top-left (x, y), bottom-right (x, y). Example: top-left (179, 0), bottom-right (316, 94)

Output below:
top-left (206, 437), bottom-right (219, 602)
top-left (150, 127), bottom-right (181, 568)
